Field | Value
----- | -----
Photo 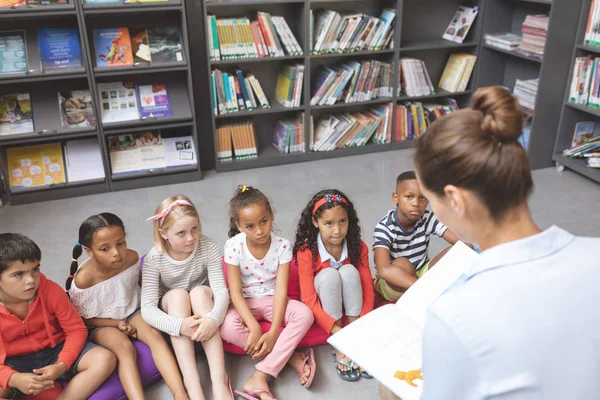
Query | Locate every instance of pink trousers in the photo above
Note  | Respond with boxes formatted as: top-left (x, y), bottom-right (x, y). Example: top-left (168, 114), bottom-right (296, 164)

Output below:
top-left (219, 296), bottom-right (314, 377)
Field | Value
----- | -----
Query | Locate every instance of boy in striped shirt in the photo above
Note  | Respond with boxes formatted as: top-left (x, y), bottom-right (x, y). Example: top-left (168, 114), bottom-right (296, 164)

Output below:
top-left (373, 171), bottom-right (461, 302)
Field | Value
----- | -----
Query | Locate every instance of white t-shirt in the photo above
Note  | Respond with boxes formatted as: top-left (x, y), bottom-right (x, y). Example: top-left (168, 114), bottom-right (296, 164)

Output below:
top-left (224, 232), bottom-right (292, 299)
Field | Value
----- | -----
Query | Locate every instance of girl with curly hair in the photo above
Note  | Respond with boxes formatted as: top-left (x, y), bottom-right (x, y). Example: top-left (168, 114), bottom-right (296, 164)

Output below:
top-left (293, 189), bottom-right (374, 382)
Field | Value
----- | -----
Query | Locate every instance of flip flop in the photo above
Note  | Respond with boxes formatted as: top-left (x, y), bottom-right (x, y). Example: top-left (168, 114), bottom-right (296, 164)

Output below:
top-left (331, 347), bottom-right (360, 382)
top-left (299, 348), bottom-right (317, 388)
top-left (234, 389), bottom-right (275, 400)
top-left (360, 369), bottom-right (373, 379)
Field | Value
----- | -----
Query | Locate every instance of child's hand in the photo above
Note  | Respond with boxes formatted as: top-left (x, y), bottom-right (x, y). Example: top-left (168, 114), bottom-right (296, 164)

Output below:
top-left (244, 325), bottom-right (262, 356)
top-left (253, 330), bottom-right (279, 360)
top-left (180, 315), bottom-right (202, 338)
top-left (118, 321), bottom-right (137, 337)
top-left (33, 362), bottom-right (67, 381)
top-left (8, 372), bottom-right (55, 395)
top-left (191, 318), bottom-right (218, 342)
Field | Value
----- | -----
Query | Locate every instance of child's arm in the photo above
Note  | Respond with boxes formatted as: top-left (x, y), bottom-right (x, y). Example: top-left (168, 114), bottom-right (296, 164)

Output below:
top-left (85, 318), bottom-right (136, 337)
top-left (442, 230), bottom-right (460, 245)
top-left (297, 250), bottom-right (337, 334)
top-left (226, 263), bottom-right (262, 356)
top-left (357, 242), bottom-right (375, 316)
top-left (203, 240), bottom-right (231, 327)
top-left (253, 261), bottom-right (290, 360)
top-left (374, 247), bottom-right (418, 290)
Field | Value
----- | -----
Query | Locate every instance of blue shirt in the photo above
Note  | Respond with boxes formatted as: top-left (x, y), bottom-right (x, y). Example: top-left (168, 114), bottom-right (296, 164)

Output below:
top-left (317, 233), bottom-right (348, 269)
top-left (422, 226), bottom-right (600, 400)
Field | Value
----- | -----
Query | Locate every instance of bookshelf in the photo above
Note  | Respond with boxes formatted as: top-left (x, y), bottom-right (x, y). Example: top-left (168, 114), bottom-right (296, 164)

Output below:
top-left (553, 0), bottom-right (600, 184)
top-left (0, 0), bottom-right (201, 205)
top-left (200, 0), bottom-right (486, 172)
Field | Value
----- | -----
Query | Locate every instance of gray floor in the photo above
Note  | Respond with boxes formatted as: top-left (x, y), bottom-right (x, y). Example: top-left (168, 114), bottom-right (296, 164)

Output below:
top-left (1, 149), bottom-right (599, 399)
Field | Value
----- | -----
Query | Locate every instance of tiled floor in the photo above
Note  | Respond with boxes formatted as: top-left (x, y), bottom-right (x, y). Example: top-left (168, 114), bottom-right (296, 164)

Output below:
top-left (1, 148), bottom-right (599, 399)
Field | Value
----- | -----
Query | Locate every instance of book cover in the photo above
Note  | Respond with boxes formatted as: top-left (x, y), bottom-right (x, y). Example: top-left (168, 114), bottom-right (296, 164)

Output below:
top-left (83, 0), bottom-right (121, 4)
top-left (129, 27), bottom-right (151, 65)
top-left (93, 28), bottom-right (134, 68)
top-left (0, 93), bottom-right (34, 136)
top-left (37, 28), bottom-right (82, 71)
top-left (442, 6), bottom-right (478, 43)
top-left (108, 131), bottom-right (167, 174)
top-left (40, 143), bottom-right (66, 185)
top-left (572, 121), bottom-right (597, 147)
top-left (98, 82), bottom-right (140, 123)
top-left (0, 0), bottom-right (25, 7)
top-left (58, 90), bottom-right (96, 129)
top-left (137, 84), bottom-right (172, 118)
top-left (146, 26), bottom-right (184, 63)
top-left (7, 145), bottom-right (45, 189)
top-left (26, 0), bottom-right (67, 4)
top-left (0, 31), bottom-right (28, 75)
top-left (162, 136), bottom-right (197, 167)
top-left (328, 242), bottom-right (478, 400)
top-left (64, 139), bottom-right (105, 182)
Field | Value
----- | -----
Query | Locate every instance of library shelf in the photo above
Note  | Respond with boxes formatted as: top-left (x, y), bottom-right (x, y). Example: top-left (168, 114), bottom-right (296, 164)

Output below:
top-left (517, 0), bottom-right (552, 4)
top-left (0, 5), bottom-right (75, 19)
top-left (552, 154), bottom-right (600, 183)
top-left (83, 4), bottom-right (181, 14)
top-left (9, 177), bottom-right (106, 195)
top-left (110, 164), bottom-right (198, 181)
top-left (311, 98), bottom-right (393, 111)
top-left (396, 89), bottom-right (472, 102)
top-left (576, 44), bottom-right (600, 54)
top-left (82, 0), bottom-right (181, 12)
top-left (0, 129), bottom-right (98, 146)
top-left (215, 103), bottom-right (304, 119)
top-left (310, 49), bottom-right (395, 59)
top-left (100, 120), bottom-right (195, 136)
top-left (211, 55), bottom-right (305, 66)
top-left (0, 69), bottom-right (88, 85)
top-left (101, 115), bottom-right (194, 132)
top-left (565, 102), bottom-right (600, 119)
top-left (93, 63), bottom-right (188, 77)
top-left (400, 40), bottom-right (478, 52)
top-left (391, 139), bottom-right (416, 150)
top-left (482, 44), bottom-right (542, 64)
top-left (206, 0), bottom-right (304, 7)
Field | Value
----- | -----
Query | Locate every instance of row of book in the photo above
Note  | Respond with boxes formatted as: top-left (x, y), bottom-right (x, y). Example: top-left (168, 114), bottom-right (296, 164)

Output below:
top-left (562, 133), bottom-right (600, 169)
top-left (310, 60), bottom-right (392, 106)
top-left (310, 103), bottom-right (392, 151)
top-left (1, 0), bottom-right (167, 6)
top-left (273, 115), bottom-right (304, 154)
top-left (568, 57), bottom-right (600, 108)
top-left (309, 9), bottom-right (395, 55)
top-left (585, 1), bottom-right (600, 47)
top-left (484, 32), bottom-right (522, 51)
top-left (207, 13), bottom-right (302, 61)
top-left (211, 68), bottom-right (270, 116)
top-left (93, 26), bottom-right (183, 67)
top-left (400, 54), bottom-right (476, 97)
top-left (514, 78), bottom-right (539, 115)
top-left (275, 64), bottom-right (305, 108)
top-left (517, 14), bottom-right (549, 60)
top-left (437, 53), bottom-right (476, 94)
top-left (216, 120), bottom-right (258, 161)
top-left (394, 99), bottom-right (458, 142)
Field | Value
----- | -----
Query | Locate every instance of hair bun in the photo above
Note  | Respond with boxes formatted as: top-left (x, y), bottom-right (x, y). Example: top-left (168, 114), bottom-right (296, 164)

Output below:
top-left (471, 86), bottom-right (524, 142)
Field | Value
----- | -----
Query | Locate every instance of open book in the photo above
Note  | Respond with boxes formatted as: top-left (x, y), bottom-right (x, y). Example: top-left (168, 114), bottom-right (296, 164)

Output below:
top-left (328, 241), bottom-right (478, 399)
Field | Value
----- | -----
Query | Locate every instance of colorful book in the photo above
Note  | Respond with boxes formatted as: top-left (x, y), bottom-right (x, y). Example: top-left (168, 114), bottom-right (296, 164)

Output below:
top-left (136, 84), bottom-right (172, 118)
top-left (7, 145), bottom-right (45, 189)
top-left (442, 6), bottom-right (479, 43)
top-left (146, 26), bottom-right (184, 63)
top-left (0, 93), bottom-right (34, 136)
top-left (0, 0), bottom-right (25, 7)
top-left (572, 121), bottom-right (597, 147)
top-left (108, 131), bottom-right (167, 174)
top-left (83, 0), bottom-right (121, 4)
top-left (97, 82), bottom-right (140, 123)
top-left (0, 31), bottom-right (28, 75)
top-left (37, 28), bottom-right (82, 71)
top-left (58, 90), bottom-right (96, 129)
top-left (129, 28), bottom-right (151, 65)
top-left (93, 28), bottom-right (134, 68)
top-left (40, 143), bottom-right (66, 185)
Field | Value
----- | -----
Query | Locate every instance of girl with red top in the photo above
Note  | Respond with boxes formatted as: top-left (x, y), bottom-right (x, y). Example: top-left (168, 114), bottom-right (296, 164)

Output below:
top-left (293, 189), bottom-right (375, 382)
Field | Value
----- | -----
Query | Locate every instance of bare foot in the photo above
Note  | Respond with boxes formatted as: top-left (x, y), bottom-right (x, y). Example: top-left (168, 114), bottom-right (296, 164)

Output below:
top-left (333, 348), bottom-right (352, 372)
top-left (288, 351), bottom-right (311, 385)
top-left (212, 374), bottom-right (233, 400)
top-left (242, 370), bottom-right (276, 400)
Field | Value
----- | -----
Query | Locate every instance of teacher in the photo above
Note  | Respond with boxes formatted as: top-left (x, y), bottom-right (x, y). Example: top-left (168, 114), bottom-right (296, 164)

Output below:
top-left (392, 86), bottom-right (599, 399)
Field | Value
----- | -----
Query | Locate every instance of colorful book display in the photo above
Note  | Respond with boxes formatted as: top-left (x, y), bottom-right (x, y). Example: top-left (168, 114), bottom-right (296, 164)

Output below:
top-left (37, 28), bottom-right (82, 71)
top-left (395, 99), bottom-right (458, 142)
top-left (58, 90), bottom-right (96, 129)
top-left (137, 84), bottom-right (172, 118)
top-left (438, 53), bottom-right (477, 93)
top-left (442, 5), bottom-right (478, 44)
top-left (0, 93), bottom-right (34, 136)
top-left (146, 26), bottom-right (184, 63)
top-left (399, 58), bottom-right (435, 97)
top-left (97, 82), bottom-right (140, 123)
top-left (108, 131), bottom-right (167, 174)
top-left (93, 28), bottom-right (134, 68)
top-left (513, 78), bottom-right (538, 114)
top-left (275, 64), bottom-right (304, 108)
top-left (211, 68), bottom-right (270, 116)
top-left (130, 28), bottom-right (151, 65)
top-left (7, 143), bottom-right (66, 190)
top-left (216, 120), bottom-right (257, 161)
top-left (0, 31), bottom-right (28, 75)
top-left (273, 115), bottom-right (304, 154)
top-left (516, 14), bottom-right (549, 60)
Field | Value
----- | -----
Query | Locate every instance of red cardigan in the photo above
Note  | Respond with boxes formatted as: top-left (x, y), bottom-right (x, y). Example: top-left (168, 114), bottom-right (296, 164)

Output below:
top-left (0, 274), bottom-right (88, 389)
top-left (296, 241), bottom-right (375, 334)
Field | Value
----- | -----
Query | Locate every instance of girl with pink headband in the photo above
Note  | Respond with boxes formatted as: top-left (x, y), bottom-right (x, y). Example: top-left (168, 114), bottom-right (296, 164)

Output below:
top-left (140, 195), bottom-right (233, 400)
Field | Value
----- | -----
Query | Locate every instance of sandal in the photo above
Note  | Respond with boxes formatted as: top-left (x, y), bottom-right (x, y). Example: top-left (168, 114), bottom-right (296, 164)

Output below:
top-left (299, 348), bottom-right (317, 388)
top-left (331, 347), bottom-right (360, 382)
top-left (234, 389), bottom-right (275, 400)
top-left (360, 369), bottom-right (373, 379)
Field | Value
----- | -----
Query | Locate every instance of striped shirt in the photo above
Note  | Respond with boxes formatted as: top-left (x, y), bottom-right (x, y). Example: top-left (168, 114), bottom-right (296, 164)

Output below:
top-left (373, 209), bottom-right (447, 270)
top-left (141, 234), bottom-right (230, 336)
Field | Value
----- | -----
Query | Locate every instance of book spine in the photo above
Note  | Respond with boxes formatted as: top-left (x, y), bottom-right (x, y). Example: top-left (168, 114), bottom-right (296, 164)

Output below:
top-left (236, 70), bottom-right (252, 110)
top-left (293, 64), bottom-right (304, 107)
top-left (249, 74), bottom-right (270, 108)
top-left (457, 56), bottom-right (477, 92)
top-left (211, 72), bottom-right (218, 116)
top-left (244, 77), bottom-right (258, 109)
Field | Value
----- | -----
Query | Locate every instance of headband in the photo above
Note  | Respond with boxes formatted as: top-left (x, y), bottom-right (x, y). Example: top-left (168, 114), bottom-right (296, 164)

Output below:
top-left (312, 194), bottom-right (348, 216)
top-left (147, 199), bottom-right (193, 227)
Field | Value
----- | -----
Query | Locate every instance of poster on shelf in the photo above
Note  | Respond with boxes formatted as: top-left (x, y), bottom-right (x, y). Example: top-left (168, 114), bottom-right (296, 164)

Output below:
top-left (146, 26), bottom-right (184, 63)
top-left (37, 27), bottom-right (82, 71)
top-left (0, 31), bottom-right (28, 75)
top-left (130, 27), bottom-right (151, 65)
top-left (98, 82), bottom-right (140, 123)
top-left (137, 84), bottom-right (172, 118)
top-left (0, 93), bottom-right (34, 136)
top-left (58, 90), bottom-right (96, 129)
top-left (162, 136), bottom-right (197, 167)
top-left (7, 145), bottom-right (45, 189)
top-left (108, 131), bottom-right (167, 174)
top-left (93, 28), bottom-right (133, 68)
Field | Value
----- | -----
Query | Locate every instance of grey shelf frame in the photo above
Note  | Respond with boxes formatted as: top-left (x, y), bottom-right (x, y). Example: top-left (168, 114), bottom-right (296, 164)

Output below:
top-left (553, 0), bottom-right (600, 184)
top-left (198, 0), bottom-right (487, 172)
top-left (0, 0), bottom-right (201, 205)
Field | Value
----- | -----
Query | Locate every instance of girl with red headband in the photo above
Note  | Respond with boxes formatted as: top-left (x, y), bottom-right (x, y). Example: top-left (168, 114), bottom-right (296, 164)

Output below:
top-left (293, 189), bottom-right (375, 382)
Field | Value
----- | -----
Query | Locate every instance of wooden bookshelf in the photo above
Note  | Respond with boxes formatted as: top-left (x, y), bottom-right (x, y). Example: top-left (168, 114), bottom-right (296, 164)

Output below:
top-left (199, 0), bottom-right (486, 172)
top-left (554, 0), bottom-right (600, 184)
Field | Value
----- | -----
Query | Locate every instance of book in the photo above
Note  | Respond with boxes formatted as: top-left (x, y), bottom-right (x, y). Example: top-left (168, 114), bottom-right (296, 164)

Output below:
top-left (328, 242), bottom-right (479, 400)
top-left (7, 145), bottom-right (46, 189)
top-left (37, 28), bottom-right (82, 71)
top-left (273, 115), bottom-right (304, 154)
top-left (108, 131), bottom-right (167, 174)
top-left (442, 6), bottom-right (479, 43)
top-left (514, 78), bottom-right (539, 114)
top-left (162, 136), bottom-right (197, 167)
top-left (27, 0), bottom-right (68, 3)
top-left (216, 120), bottom-right (257, 161)
top-left (572, 121), bottom-right (597, 147)
top-left (137, 84), bottom-right (172, 118)
top-left (129, 28), bottom-right (151, 65)
top-left (93, 28), bottom-right (134, 68)
top-left (395, 99), bottom-right (458, 141)
top-left (517, 14), bottom-right (549, 58)
top-left (484, 32), bottom-right (522, 51)
top-left (97, 82), bottom-right (140, 123)
top-left (0, 0), bottom-right (25, 7)
top-left (438, 53), bottom-right (477, 93)
top-left (0, 93), bottom-right (34, 136)
top-left (83, 0), bottom-right (121, 3)
top-left (146, 26), bottom-right (184, 63)
top-left (58, 90), bottom-right (96, 129)
top-left (400, 58), bottom-right (435, 97)
top-left (40, 143), bottom-right (66, 185)
top-left (64, 139), bottom-right (105, 182)
top-left (0, 31), bottom-right (28, 75)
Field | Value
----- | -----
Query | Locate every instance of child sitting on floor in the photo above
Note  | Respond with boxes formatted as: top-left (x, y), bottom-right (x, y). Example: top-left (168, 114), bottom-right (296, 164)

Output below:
top-left (0, 233), bottom-right (115, 400)
top-left (373, 171), bottom-right (461, 302)
top-left (220, 185), bottom-right (315, 400)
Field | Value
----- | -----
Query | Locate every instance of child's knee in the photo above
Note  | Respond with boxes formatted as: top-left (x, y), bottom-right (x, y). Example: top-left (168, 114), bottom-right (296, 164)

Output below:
top-left (294, 302), bottom-right (314, 326)
top-left (114, 338), bottom-right (137, 359)
top-left (316, 267), bottom-right (342, 290)
top-left (167, 288), bottom-right (191, 301)
top-left (339, 264), bottom-right (360, 280)
top-left (146, 326), bottom-right (166, 344)
top-left (190, 285), bottom-right (212, 300)
top-left (85, 347), bottom-right (117, 374)
top-left (220, 309), bottom-right (245, 338)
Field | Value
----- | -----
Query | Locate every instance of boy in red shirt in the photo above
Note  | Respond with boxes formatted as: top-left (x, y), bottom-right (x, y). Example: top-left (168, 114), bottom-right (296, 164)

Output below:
top-left (0, 233), bottom-right (116, 399)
